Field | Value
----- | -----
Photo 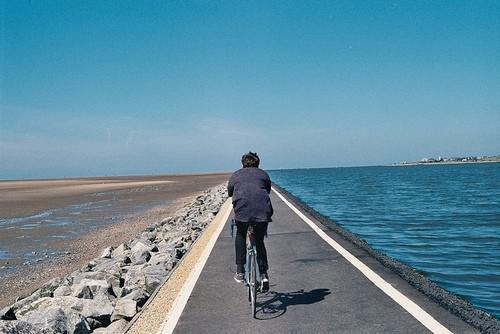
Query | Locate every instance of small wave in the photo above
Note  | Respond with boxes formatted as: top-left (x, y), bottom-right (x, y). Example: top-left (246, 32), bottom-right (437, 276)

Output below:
top-left (0, 249), bottom-right (11, 260)
top-left (0, 210), bottom-right (54, 226)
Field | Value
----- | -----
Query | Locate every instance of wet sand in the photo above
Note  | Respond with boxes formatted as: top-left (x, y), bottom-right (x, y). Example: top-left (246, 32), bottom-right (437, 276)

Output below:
top-left (0, 173), bottom-right (230, 308)
top-left (0, 173), bottom-right (229, 218)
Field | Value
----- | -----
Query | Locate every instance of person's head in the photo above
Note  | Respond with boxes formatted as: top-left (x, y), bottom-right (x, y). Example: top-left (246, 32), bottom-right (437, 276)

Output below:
top-left (241, 152), bottom-right (260, 168)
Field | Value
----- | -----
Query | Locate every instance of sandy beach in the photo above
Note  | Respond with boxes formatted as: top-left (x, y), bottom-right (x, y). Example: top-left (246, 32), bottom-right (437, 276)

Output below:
top-left (0, 173), bottom-right (230, 309)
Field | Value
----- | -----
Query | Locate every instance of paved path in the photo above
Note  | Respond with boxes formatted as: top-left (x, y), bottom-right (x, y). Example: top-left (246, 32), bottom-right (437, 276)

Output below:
top-left (169, 188), bottom-right (477, 333)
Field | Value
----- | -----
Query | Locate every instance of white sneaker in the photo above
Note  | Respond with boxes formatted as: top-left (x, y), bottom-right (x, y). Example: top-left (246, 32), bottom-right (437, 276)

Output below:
top-left (234, 273), bottom-right (246, 284)
top-left (261, 273), bottom-right (269, 292)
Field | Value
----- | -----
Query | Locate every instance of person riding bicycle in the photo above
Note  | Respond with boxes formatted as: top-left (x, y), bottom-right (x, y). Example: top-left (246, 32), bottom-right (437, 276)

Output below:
top-left (228, 152), bottom-right (273, 292)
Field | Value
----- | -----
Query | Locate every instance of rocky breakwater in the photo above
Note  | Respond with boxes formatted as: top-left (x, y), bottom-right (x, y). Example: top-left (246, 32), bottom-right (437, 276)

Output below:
top-left (0, 184), bottom-right (228, 334)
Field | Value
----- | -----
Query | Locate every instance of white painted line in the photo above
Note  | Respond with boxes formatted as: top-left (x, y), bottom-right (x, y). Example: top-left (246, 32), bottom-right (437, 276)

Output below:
top-left (272, 187), bottom-right (453, 334)
top-left (157, 199), bottom-right (233, 334)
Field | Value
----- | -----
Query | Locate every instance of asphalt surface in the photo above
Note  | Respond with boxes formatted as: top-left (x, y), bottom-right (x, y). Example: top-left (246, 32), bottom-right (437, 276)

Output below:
top-left (173, 190), bottom-right (478, 333)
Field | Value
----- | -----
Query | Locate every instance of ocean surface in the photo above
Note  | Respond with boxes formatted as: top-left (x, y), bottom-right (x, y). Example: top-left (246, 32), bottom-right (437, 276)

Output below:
top-left (268, 163), bottom-right (500, 318)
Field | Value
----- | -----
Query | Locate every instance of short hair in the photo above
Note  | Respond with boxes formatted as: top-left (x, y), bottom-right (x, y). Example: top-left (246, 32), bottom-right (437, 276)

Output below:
top-left (241, 152), bottom-right (260, 168)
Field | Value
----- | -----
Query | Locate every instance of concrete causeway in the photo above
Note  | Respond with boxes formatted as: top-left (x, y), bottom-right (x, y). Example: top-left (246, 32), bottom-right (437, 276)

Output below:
top-left (155, 187), bottom-right (480, 333)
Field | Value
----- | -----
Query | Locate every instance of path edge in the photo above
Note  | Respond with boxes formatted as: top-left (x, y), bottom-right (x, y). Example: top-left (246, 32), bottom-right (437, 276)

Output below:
top-left (122, 199), bottom-right (232, 334)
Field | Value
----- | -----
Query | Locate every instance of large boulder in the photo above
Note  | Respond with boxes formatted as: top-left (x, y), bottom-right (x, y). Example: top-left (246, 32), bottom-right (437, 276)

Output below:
top-left (100, 247), bottom-right (114, 259)
top-left (0, 319), bottom-right (50, 333)
top-left (53, 285), bottom-right (73, 297)
top-left (73, 272), bottom-right (120, 298)
top-left (175, 247), bottom-right (187, 260)
top-left (139, 231), bottom-right (157, 242)
top-left (8, 291), bottom-right (44, 316)
top-left (121, 265), bottom-right (146, 297)
top-left (71, 279), bottom-right (114, 299)
top-left (38, 277), bottom-right (66, 298)
top-left (70, 297), bottom-right (114, 329)
top-left (156, 239), bottom-right (174, 252)
top-left (142, 264), bottom-right (168, 294)
top-left (21, 307), bottom-right (90, 334)
top-left (0, 306), bottom-right (15, 320)
top-left (160, 217), bottom-right (173, 226)
top-left (148, 252), bottom-right (172, 267)
top-left (15, 296), bottom-right (113, 331)
top-left (111, 243), bottom-right (130, 257)
top-left (121, 289), bottom-right (150, 308)
top-left (92, 256), bottom-right (130, 273)
top-left (93, 318), bottom-right (128, 334)
top-left (110, 299), bottom-right (137, 322)
top-left (131, 239), bottom-right (158, 254)
top-left (132, 250), bottom-right (151, 265)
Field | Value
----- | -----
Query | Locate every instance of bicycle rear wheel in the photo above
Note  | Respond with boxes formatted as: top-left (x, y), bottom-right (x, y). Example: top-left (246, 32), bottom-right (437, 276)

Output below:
top-left (250, 252), bottom-right (257, 318)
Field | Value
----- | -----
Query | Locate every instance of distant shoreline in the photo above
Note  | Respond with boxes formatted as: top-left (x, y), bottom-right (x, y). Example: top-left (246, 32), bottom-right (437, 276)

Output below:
top-left (390, 160), bottom-right (500, 167)
top-left (0, 171), bottom-right (231, 183)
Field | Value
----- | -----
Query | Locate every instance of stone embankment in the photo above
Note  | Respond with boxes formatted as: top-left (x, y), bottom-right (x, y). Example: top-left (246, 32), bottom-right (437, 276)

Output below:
top-left (0, 183), bottom-right (228, 334)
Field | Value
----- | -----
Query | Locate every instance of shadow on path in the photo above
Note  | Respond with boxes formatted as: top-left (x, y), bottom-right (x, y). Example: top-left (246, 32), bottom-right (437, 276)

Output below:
top-left (257, 288), bottom-right (331, 320)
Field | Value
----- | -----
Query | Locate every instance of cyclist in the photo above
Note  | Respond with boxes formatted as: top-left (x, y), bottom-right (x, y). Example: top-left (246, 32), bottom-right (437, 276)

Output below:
top-left (228, 152), bottom-right (273, 292)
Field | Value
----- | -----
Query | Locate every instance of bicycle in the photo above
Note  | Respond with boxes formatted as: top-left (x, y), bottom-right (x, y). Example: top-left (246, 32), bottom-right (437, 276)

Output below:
top-left (231, 219), bottom-right (261, 318)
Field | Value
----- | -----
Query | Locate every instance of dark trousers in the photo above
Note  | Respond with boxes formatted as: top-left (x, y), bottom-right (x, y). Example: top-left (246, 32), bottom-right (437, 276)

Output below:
top-left (235, 221), bottom-right (269, 274)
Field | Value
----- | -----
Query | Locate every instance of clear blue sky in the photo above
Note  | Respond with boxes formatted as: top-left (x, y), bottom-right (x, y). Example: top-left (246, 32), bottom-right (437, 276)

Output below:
top-left (1, 1), bottom-right (499, 179)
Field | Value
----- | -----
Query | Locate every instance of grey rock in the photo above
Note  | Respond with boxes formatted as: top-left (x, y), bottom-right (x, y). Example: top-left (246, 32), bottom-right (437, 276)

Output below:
top-left (53, 285), bottom-right (73, 297)
top-left (71, 279), bottom-right (114, 299)
top-left (0, 306), bottom-right (15, 320)
top-left (143, 264), bottom-right (167, 294)
top-left (121, 265), bottom-right (146, 297)
top-left (92, 256), bottom-right (130, 273)
top-left (121, 288), bottom-right (150, 308)
top-left (144, 224), bottom-right (158, 232)
top-left (9, 292), bottom-right (43, 315)
top-left (73, 285), bottom-right (93, 299)
top-left (148, 252), bottom-right (172, 267)
top-left (130, 240), bottom-right (155, 254)
top-left (132, 250), bottom-right (151, 265)
top-left (110, 299), bottom-right (137, 322)
top-left (191, 230), bottom-right (201, 240)
top-left (140, 231), bottom-right (157, 242)
top-left (92, 319), bottom-right (128, 334)
top-left (14, 297), bottom-right (60, 317)
top-left (175, 247), bottom-right (186, 259)
top-left (70, 297), bottom-right (114, 329)
top-left (22, 307), bottom-right (91, 334)
top-left (73, 271), bottom-right (107, 283)
top-left (15, 296), bottom-right (113, 331)
top-left (100, 247), bottom-right (114, 259)
top-left (38, 277), bottom-right (65, 298)
top-left (111, 243), bottom-right (130, 257)
top-left (157, 239), bottom-right (174, 252)
top-left (166, 258), bottom-right (178, 271)
top-left (106, 318), bottom-right (129, 334)
top-left (160, 216), bottom-right (173, 225)
top-left (80, 261), bottom-right (96, 272)
top-left (73, 273), bottom-right (120, 298)
top-left (0, 320), bottom-right (49, 334)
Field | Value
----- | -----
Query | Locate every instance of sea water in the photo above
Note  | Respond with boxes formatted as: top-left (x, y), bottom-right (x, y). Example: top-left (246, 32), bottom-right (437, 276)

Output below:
top-left (268, 163), bottom-right (500, 318)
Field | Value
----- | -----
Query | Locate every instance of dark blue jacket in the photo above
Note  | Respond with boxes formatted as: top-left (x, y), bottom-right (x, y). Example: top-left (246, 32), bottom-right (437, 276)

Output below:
top-left (227, 167), bottom-right (273, 223)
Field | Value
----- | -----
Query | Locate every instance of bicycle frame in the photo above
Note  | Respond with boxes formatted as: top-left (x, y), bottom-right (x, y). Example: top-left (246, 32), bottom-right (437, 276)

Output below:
top-left (231, 219), bottom-right (260, 318)
top-left (246, 224), bottom-right (260, 318)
